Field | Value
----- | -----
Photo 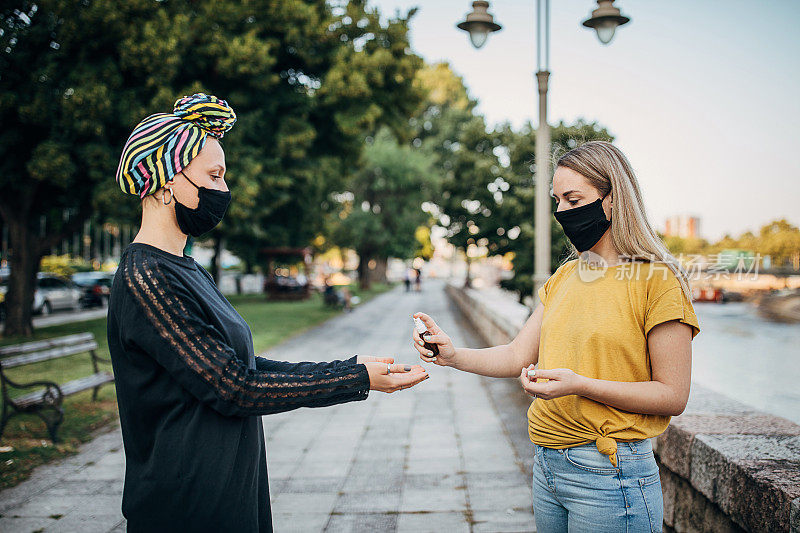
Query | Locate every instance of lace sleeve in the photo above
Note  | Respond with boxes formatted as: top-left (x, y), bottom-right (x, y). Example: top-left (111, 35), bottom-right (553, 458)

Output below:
top-left (119, 251), bottom-right (369, 417)
top-left (255, 355), bottom-right (361, 374)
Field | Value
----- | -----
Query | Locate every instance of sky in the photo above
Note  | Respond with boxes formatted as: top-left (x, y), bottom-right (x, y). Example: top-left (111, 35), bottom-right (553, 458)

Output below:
top-left (370, 0), bottom-right (800, 241)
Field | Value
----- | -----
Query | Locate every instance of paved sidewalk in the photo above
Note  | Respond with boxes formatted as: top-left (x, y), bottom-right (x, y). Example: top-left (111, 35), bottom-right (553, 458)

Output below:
top-left (0, 280), bottom-right (537, 532)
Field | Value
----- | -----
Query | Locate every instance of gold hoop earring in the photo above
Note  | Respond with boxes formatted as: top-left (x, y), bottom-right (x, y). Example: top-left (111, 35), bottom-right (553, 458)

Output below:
top-left (163, 188), bottom-right (173, 206)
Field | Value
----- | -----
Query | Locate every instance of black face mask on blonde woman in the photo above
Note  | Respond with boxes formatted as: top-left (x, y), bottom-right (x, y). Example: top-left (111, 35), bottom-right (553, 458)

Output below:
top-left (553, 194), bottom-right (611, 252)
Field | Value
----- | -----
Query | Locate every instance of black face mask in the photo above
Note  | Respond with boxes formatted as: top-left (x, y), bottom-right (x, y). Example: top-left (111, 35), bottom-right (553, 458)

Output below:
top-left (553, 194), bottom-right (611, 252)
top-left (173, 171), bottom-right (231, 237)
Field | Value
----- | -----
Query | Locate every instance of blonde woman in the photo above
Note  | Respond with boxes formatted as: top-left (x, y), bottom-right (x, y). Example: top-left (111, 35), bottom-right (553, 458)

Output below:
top-left (413, 140), bottom-right (699, 532)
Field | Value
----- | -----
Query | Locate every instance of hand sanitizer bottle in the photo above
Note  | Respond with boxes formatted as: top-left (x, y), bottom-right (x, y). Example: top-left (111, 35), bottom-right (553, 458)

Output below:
top-left (413, 317), bottom-right (439, 356)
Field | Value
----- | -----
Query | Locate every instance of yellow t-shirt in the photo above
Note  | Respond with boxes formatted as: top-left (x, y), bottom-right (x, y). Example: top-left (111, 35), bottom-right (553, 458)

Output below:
top-left (527, 257), bottom-right (700, 466)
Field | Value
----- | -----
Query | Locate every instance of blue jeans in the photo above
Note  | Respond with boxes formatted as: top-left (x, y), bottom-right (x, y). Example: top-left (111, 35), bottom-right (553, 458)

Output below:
top-left (532, 438), bottom-right (663, 533)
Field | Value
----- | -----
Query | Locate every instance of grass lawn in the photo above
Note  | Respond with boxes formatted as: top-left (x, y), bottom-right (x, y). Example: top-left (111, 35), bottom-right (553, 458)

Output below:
top-left (0, 282), bottom-right (395, 490)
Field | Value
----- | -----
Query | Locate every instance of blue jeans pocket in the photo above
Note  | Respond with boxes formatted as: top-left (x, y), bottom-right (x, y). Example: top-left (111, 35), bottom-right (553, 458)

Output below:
top-left (638, 471), bottom-right (663, 533)
top-left (564, 445), bottom-right (619, 475)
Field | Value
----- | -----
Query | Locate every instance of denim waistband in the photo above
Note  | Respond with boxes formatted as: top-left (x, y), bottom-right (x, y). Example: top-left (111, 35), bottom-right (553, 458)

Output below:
top-left (568, 438), bottom-right (653, 454)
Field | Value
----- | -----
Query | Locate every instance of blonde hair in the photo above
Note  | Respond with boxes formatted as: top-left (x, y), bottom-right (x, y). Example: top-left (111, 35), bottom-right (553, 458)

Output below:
top-left (555, 140), bottom-right (693, 301)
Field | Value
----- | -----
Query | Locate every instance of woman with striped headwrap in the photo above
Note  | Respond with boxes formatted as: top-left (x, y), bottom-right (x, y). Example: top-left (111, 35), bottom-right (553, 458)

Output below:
top-left (108, 93), bottom-right (428, 532)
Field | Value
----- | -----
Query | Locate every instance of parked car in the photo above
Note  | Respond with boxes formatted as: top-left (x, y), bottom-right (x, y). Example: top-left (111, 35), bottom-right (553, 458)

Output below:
top-left (72, 271), bottom-right (114, 308)
top-left (0, 273), bottom-right (83, 320)
top-left (34, 273), bottom-right (82, 315)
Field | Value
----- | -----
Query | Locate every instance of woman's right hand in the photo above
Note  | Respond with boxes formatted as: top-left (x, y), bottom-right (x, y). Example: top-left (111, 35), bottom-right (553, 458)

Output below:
top-left (364, 362), bottom-right (428, 393)
top-left (411, 312), bottom-right (457, 366)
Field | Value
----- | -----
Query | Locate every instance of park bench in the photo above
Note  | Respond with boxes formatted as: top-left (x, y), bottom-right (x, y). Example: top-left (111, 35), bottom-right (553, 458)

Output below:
top-left (0, 332), bottom-right (114, 443)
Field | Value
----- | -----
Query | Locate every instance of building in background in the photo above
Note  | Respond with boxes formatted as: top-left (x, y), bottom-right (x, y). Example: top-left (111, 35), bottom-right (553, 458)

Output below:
top-left (664, 215), bottom-right (702, 239)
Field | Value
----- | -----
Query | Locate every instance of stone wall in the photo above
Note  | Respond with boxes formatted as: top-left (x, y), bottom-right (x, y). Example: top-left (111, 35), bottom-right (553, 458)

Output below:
top-left (445, 283), bottom-right (800, 533)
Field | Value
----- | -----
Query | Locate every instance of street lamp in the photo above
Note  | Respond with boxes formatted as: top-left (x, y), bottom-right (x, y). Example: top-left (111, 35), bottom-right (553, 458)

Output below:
top-left (456, 1), bottom-right (502, 49)
top-left (582, 0), bottom-right (630, 45)
top-left (456, 0), bottom-right (629, 310)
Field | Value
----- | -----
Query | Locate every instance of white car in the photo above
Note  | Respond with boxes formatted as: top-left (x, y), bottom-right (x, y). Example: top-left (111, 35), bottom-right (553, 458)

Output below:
top-left (0, 273), bottom-right (82, 320)
top-left (34, 273), bottom-right (82, 315)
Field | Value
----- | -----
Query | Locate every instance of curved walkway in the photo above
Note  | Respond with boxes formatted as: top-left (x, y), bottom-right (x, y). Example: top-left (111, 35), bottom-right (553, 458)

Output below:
top-left (0, 280), bottom-right (536, 532)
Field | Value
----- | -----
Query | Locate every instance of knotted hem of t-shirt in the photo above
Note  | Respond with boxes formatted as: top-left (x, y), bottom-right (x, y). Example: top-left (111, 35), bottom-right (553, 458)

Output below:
top-left (595, 436), bottom-right (618, 467)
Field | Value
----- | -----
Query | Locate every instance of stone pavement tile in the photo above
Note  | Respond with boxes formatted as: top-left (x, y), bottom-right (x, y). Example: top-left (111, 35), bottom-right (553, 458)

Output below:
top-left (332, 491), bottom-right (401, 513)
top-left (0, 515), bottom-right (53, 532)
top-left (294, 458), bottom-right (352, 478)
top-left (269, 478), bottom-right (288, 503)
top-left (471, 510), bottom-right (536, 532)
top-left (107, 519), bottom-right (126, 532)
top-left (395, 511), bottom-right (470, 533)
top-left (265, 443), bottom-right (306, 464)
top-left (404, 456), bottom-right (462, 476)
top-left (271, 492), bottom-right (338, 517)
top-left (462, 455), bottom-right (521, 474)
top-left (281, 476), bottom-right (344, 494)
top-left (0, 428), bottom-right (123, 513)
top-left (465, 470), bottom-right (530, 489)
top-left (61, 463), bottom-right (124, 482)
top-left (403, 473), bottom-right (463, 491)
top-left (399, 487), bottom-right (468, 513)
top-left (10, 494), bottom-right (107, 518)
top-left (44, 479), bottom-right (123, 496)
top-left (324, 512), bottom-right (398, 532)
top-left (356, 440), bottom-right (409, 461)
top-left (408, 446), bottom-right (460, 462)
top-left (267, 460), bottom-right (297, 478)
top-left (361, 427), bottom-right (411, 442)
top-left (467, 485), bottom-right (533, 512)
top-left (272, 512), bottom-right (331, 532)
top-left (340, 469), bottom-right (404, 494)
top-left (408, 427), bottom-right (457, 442)
top-left (43, 513), bottom-right (123, 533)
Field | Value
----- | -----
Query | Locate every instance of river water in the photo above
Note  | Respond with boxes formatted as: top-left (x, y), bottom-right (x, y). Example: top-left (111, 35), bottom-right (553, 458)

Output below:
top-left (692, 301), bottom-right (800, 424)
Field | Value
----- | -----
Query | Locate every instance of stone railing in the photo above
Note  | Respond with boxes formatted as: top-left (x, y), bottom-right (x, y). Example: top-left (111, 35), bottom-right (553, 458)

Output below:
top-left (445, 282), bottom-right (800, 533)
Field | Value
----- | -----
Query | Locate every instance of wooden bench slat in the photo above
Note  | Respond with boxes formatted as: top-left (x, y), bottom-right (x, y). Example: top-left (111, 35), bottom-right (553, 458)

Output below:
top-left (0, 333), bottom-right (95, 357)
top-left (13, 372), bottom-right (114, 408)
top-left (1, 341), bottom-right (100, 369)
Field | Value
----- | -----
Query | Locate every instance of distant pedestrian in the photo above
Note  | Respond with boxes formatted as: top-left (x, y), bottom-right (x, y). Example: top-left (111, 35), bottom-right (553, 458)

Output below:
top-left (413, 267), bottom-right (421, 292)
top-left (403, 269), bottom-right (411, 292)
top-left (109, 93), bottom-right (428, 533)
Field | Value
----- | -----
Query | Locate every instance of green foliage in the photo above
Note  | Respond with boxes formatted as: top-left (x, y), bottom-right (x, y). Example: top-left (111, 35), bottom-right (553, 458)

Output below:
top-left (0, 0), bottom-right (426, 333)
top-left (39, 255), bottom-right (93, 277)
top-left (492, 120), bottom-right (614, 300)
top-left (410, 62), bottom-right (498, 284)
top-left (410, 62), bottom-right (615, 298)
top-left (329, 128), bottom-right (437, 284)
top-left (216, 0), bottom-right (427, 271)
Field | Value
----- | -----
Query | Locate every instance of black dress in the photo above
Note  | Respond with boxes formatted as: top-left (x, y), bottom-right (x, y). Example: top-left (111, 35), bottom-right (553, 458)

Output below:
top-left (106, 243), bottom-right (370, 532)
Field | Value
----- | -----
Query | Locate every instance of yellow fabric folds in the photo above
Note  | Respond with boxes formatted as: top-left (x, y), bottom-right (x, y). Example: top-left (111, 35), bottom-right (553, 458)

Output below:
top-left (528, 258), bottom-right (700, 465)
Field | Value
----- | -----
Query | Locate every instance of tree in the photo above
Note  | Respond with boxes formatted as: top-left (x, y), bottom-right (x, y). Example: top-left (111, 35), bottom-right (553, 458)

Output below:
top-left (494, 120), bottom-right (614, 302)
top-left (0, 1), bottom-right (164, 336)
top-left (1, 0), bottom-right (427, 335)
top-left (410, 62), bottom-right (501, 287)
top-left (757, 219), bottom-right (800, 267)
top-left (216, 0), bottom-right (427, 280)
top-left (330, 128), bottom-right (436, 289)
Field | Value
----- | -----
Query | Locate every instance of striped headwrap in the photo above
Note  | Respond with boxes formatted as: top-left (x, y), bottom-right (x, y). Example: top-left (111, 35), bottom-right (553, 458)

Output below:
top-left (116, 93), bottom-right (237, 198)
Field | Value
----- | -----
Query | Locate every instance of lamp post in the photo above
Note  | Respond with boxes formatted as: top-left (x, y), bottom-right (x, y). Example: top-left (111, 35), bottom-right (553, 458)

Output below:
top-left (457, 0), bottom-right (630, 309)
